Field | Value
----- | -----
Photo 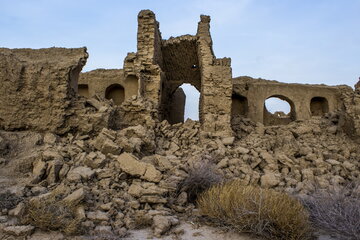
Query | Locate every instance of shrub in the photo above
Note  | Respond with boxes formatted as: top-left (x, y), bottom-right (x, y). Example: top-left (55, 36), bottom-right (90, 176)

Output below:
top-left (0, 191), bottom-right (23, 210)
top-left (197, 181), bottom-right (312, 240)
top-left (22, 194), bottom-right (82, 235)
top-left (177, 161), bottom-right (222, 203)
top-left (301, 182), bottom-right (360, 240)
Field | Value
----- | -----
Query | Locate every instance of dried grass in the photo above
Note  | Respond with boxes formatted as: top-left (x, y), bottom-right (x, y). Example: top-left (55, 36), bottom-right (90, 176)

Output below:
top-left (21, 194), bottom-right (82, 235)
top-left (197, 181), bottom-right (312, 240)
top-left (0, 191), bottom-right (23, 210)
top-left (301, 182), bottom-right (360, 240)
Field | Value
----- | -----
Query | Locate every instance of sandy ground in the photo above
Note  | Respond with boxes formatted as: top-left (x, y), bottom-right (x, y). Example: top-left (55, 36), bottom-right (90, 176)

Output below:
top-left (126, 222), bottom-right (337, 240)
top-left (127, 222), bottom-right (263, 240)
top-left (23, 221), bottom-right (338, 240)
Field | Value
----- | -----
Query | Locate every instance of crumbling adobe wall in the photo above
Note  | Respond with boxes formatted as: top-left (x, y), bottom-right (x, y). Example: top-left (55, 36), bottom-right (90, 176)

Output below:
top-left (0, 47), bottom-right (88, 133)
top-left (168, 87), bottom-right (186, 124)
top-left (79, 69), bottom-right (139, 104)
top-left (339, 82), bottom-right (360, 141)
top-left (120, 11), bottom-right (233, 136)
top-left (129, 10), bottom-right (164, 108)
top-left (197, 16), bottom-right (233, 136)
top-left (232, 76), bottom-right (347, 125)
top-left (160, 35), bottom-right (200, 123)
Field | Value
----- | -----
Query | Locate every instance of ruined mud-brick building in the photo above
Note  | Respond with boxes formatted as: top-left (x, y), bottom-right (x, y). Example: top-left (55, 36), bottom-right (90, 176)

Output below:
top-left (78, 10), bottom-right (350, 131)
top-left (0, 10), bottom-right (357, 137)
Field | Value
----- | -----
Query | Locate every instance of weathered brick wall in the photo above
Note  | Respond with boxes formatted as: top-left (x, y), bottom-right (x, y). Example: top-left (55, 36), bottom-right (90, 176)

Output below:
top-left (0, 47), bottom-right (87, 132)
top-left (196, 15), bottom-right (233, 136)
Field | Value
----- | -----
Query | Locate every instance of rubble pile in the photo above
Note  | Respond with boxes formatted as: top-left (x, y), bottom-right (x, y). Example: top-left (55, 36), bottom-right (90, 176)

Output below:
top-left (0, 96), bottom-right (359, 239)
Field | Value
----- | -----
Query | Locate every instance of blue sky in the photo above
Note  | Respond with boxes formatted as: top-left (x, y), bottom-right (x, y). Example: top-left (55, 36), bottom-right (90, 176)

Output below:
top-left (1, 0), bottom-right (359, 118)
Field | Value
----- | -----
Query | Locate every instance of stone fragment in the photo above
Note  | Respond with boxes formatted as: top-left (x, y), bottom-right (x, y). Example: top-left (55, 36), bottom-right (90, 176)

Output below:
top-left (8, 202), bottom-right (25, 217)
top-left (142, 164), bottom-right (162, 183)
top-left (3, 225), bottom-right (35, 236)
top-left (43, 133), bottom-right (59, 145)
top-left (222, 137), bottom-right (235, 146)
top-left (84, 151), bottom-right (107, 169)
top-left (101, 138), bottom-right (121, 155)
top-left (66, 166), bottom-right (95, 182)
top-left (325, 159), bottom-right (340, 165)
top-left (117, 153), bottom-right (147, 176)
top-left (153, 155), bottom-right (172, 171)
top-left (94, 225), bottom-right (113, 235)
top-left (46, 160), bottom-right (63, 184)
top-left (139, 195), bottom-right (167, 204)
top-left (87, 210), bottom-right (109, 221)
top-left (260, 173), bottom-right (280, 188)
top-left (32, 159), bottom-right (48, 183)
top-left (128, 183), bottom-right (143, 198)
top-left (152, 215), bottom-right (179, 237)
top-left (235, 146), bottom-right (250, 154)
top-left (93, 128), bottom-right (120, 155)
top-left (62, 188), bottom-right (85, 205)
top-left (217, 158), bottom-right (229, 168)
top-left (42, 150), bottom-right (63, 162)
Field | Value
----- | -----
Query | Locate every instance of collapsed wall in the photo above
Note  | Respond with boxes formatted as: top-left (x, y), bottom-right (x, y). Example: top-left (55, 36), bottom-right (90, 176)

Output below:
top-left (1, 9), bottom-right (360, 240)
top-left (0, 47), bottom-right (88, 133)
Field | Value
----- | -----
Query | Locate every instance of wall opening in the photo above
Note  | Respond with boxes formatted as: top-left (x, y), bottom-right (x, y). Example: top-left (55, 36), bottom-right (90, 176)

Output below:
top-left (168, 83), bottom-right (200, 124)
top-left (160, 38), bottom-right (202, 124)
top-left (124, 75), bottom-right (138, 99)
top-left (310, 97), bottom-right (329, 116)
top-left (231, 94), bottom-right (248, 117)
top-left (231, 93), bottom-right (248, 133)
top-left (264, 95), bottom-right (296, 126)
top-left (78, 84), bottom-right (89, 98)
top-left (105, 84), bottom-right (125, 105)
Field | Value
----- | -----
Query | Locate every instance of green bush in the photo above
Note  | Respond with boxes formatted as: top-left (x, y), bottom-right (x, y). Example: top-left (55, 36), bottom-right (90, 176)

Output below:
top-left (197, 181), bottom-right (312, 240)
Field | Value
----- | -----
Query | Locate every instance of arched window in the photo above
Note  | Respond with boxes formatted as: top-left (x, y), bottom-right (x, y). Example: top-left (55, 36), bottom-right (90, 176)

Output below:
top-left (310, 97), bottom-right (329, 116)
top-left (105, 84), bottom-right (125, 105)
top-left (264, 95), bottom-right (296, 126)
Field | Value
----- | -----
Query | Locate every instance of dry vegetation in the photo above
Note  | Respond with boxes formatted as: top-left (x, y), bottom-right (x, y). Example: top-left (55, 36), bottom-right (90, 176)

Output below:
top-left (197, 181), bottom-right (313, 240)
top-left (177, 161), bottom-right (223, 202)
top-left (21, 194), bottom-right (82, 235)
top-left (301, 182), bottom-right (360, 240)
top-left (0, 191), bottom-right (23, 210)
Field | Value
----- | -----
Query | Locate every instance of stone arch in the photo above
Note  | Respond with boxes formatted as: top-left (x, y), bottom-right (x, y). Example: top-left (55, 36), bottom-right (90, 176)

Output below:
top-left (310, 97), bottom-right (329, 116)
top-left (105, 84), bottom-right (125, 105)
top-left (78, 84), bottom-right (89, 98)
top-left (124, 75), bottom-right (138, 99)
top-left (263, 95), bottom-right (296, 126)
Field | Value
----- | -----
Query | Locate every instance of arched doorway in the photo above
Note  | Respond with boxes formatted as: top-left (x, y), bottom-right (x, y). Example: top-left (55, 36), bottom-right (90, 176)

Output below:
top-left (264, 95), bottom-right (296, 126)
top-left (168, 83), bottom-right (200, 124)
top-left (310, 97), bottom-right (329, 116)
top-left (105, 84), bottom-right (125, 105)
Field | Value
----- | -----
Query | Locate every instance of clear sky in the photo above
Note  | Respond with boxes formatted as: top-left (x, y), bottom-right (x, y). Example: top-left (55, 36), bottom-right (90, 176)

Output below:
top-left (1, 0), bottom-right (359, 118)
